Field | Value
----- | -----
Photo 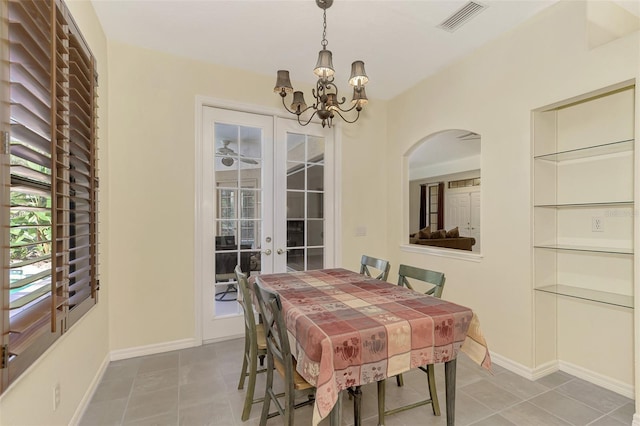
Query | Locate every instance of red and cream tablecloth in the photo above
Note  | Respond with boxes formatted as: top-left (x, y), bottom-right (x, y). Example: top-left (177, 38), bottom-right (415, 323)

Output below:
top-left (255, 268), bottom-right (490, 425)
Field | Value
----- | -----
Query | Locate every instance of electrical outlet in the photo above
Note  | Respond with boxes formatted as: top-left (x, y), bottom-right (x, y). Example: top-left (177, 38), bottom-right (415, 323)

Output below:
top-left (53, 383), bottom-right (60, 411)
top-left (592, 217), bottom-right (604, 232)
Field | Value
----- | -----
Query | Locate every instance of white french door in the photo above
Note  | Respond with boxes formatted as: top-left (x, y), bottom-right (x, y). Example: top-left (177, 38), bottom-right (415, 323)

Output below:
top-left (274, 118), bottom-right (333, 273)
top-left (199, 107), bottom-right (334, 342)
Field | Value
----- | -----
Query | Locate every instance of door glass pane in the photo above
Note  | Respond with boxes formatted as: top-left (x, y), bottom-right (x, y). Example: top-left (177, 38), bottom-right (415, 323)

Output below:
top-left (287, 220), bottom-right (304, 248)
top-left (287, 248), bottom-right (305, 271)
top-left (214, 122), bottom-right (263, 316)
top-left (307, 219), bottom-right (324, 246)
top-left (287, 163), bottom-right (305, 190)
top-left (239, 127), bottom-right (262, 159)
top-left (307, 248), bottom-right (324, 270)
top-left (287, 133), bottom-right (305, 162)
top-left (240, 159), bottom-right (261, 188)
top-left (307, 136), bottom-right (324, 162)
top-left (307, 164), bottom-right (323, 191)
top-left (285, 131), bottom-right (325, 272)
top-left (307, 192), bottom-right (323, 219)
top-left (286, 191), bottom-right (304, 219)
top-left (217, 189), bottom-right (236, 220)
top-left (240, 190), bottom-right (260, 219)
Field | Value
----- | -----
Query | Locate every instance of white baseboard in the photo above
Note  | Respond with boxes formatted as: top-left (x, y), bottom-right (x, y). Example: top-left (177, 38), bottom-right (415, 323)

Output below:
top-left (489, 351), bottom-right (558, 380)
top-left (633, 412), bottom-right (640, 426)
top-left (69, 353), bottom-right (111, 426)
top-left (530, 360), bottom-right (560, 381)
top-left (489, 352), bottom-right (634, 399)
top-left (558, 360), bottom-right (634, 399)
top-left (110, 338), bottom-right (199, 361)
top-left (202, 332), bottom-right (244, 345)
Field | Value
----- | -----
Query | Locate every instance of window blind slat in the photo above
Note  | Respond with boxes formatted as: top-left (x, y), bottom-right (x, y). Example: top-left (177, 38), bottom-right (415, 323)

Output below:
top-left (10, 63), bottom-right (51, 107)
top-left (9, 0), bottom-right (51, 44)
top-left (10, 82), bottom-right (50, 123)
top-left (10, 124), bottom-right (51, 155)
top-left (10, 102), bottom-right (51, 138)
top-left (9, 308), bottom-right (51, 352)
top-left (8, 22), bottom-right (51, 64)
top-left (9, 42), bottom-right (51, 85)
top-left (9, 254), bottom-right (52, 269)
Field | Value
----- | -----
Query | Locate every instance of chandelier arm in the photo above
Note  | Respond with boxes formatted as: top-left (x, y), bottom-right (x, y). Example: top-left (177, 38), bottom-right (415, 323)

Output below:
top-left (280, 95), bottom-right (298, 115)
top-left (330, 107), bottom-right (361, 124)
top-left (323, 81), bottom-right (342, 98)
top-left (297, 109), bottom-right (319, 127)
top-left (333, 101), bottom-right (359, 113)
top-left (281, 95), bottom-right (315, 116)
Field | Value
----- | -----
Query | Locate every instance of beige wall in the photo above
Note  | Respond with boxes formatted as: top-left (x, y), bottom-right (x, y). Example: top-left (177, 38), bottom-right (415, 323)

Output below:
top-left (106, 42), bottom-right (389, 351)
top-left (0, 1), bottom-right (110, 424)
top-left (388, 0), bottom-right (638, 393)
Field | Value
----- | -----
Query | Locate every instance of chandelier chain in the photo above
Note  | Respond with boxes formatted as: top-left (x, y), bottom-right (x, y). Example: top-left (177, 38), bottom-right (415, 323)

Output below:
top-left (321, 9), bottom-right (328, 49)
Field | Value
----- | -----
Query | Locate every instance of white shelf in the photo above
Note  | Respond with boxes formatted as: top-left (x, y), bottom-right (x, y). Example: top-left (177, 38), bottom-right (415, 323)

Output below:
top-left (534, 139), bottom-right (633, 162)
top-left (534, 201), bottom-right (633, 208)
top-left (535, 285), bottom-right (632, 309)
top-left (533, 244), bottom-right (633, 255)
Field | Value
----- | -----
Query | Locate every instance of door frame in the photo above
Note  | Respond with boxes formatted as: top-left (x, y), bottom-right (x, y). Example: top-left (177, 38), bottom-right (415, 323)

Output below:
top-left (194, 96), bottom-right (342, 344)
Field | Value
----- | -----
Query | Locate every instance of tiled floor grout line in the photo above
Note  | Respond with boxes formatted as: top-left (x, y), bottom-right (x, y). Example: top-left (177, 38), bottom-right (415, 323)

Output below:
top-left (120, 370), bottom-right (136, 426)
top-left (551, 378), bottom-right (630, 420)
top-left (524, 396), bottom-right (590, 426)
top-left (177, 352), bottom-right (183, 426)
top-left (585, 413), bottom-right (619, 426)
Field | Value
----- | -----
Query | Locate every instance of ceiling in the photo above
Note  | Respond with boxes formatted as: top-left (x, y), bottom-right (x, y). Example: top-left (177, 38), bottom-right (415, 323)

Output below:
top-left (89, 0), bottom-right (639, 173)
top-left (91, 0), bottom-right (562, 101)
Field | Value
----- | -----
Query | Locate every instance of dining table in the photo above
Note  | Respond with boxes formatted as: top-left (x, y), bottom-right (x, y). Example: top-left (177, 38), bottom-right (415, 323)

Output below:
top-left (254, 268), bottom-right (491, 426)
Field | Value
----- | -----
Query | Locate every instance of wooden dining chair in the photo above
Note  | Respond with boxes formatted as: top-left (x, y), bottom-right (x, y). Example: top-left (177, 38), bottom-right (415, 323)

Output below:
top-left (253, 279), bottom-right (315, 426)
top-left (377, 264), bottom-right (446, 425)
top-left (235, 265), bottom-right (268, 421)
top-left (360, 254), bottom-right (391, 281)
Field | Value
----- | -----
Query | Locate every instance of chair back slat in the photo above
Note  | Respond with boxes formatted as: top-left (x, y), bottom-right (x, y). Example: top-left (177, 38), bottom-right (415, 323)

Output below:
top-left (235, 265), bottom-right (257, 331)
top-left (397, 264), bottom-right (446, 298)
top-left (254, 280), bottom-right (295, 379)
top-left (360, 255), bottom-right (391, 281)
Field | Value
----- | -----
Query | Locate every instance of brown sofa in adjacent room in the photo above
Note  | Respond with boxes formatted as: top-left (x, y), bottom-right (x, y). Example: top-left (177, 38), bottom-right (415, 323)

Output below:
top-left (410, 226), bottom-right (476, 251)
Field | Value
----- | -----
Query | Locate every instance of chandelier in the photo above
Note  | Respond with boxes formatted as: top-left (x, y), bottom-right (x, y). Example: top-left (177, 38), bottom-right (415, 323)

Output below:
top-left (273, 0), bottom-right (369, 128)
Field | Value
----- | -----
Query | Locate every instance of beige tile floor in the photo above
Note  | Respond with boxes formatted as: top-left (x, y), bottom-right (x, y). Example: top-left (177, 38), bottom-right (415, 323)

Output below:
top-left (79, 338), bottom-right (635, 426)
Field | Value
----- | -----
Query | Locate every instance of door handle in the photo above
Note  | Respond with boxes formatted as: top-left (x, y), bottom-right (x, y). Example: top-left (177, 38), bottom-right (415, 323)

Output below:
top-left (276, 248), bottom-right (285, 255)
top-left (262, 249), bottom-right (272, 255)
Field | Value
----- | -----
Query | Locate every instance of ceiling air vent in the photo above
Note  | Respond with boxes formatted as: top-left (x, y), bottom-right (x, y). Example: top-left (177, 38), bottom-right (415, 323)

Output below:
top-left (437, 1), bottom-right (487, 33)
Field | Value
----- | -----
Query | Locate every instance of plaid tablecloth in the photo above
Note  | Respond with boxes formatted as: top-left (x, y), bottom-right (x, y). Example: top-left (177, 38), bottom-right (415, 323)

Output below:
top-left (255, 268), bottom-right (488, 425)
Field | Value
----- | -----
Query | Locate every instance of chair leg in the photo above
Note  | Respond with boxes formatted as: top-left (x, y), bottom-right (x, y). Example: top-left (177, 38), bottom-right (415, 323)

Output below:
top-left (259, 353), bottom-right (265, 367)
top-left (237, 336), bottom-right (249, 390)
top-left (427, 364), bottom-right (441, 416)
top-left (259, 362), bottom-right (273, 426)
top-left (377, 379), bottom-right (386, 426)
top-left (396, 373), bottom-right (404, 387)
top-left (241, 346), bottom-right (259, 421)
top-left (285, 383), bottom-right (295, 426)
top-left (352, 386), bottom-right (362, 426)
